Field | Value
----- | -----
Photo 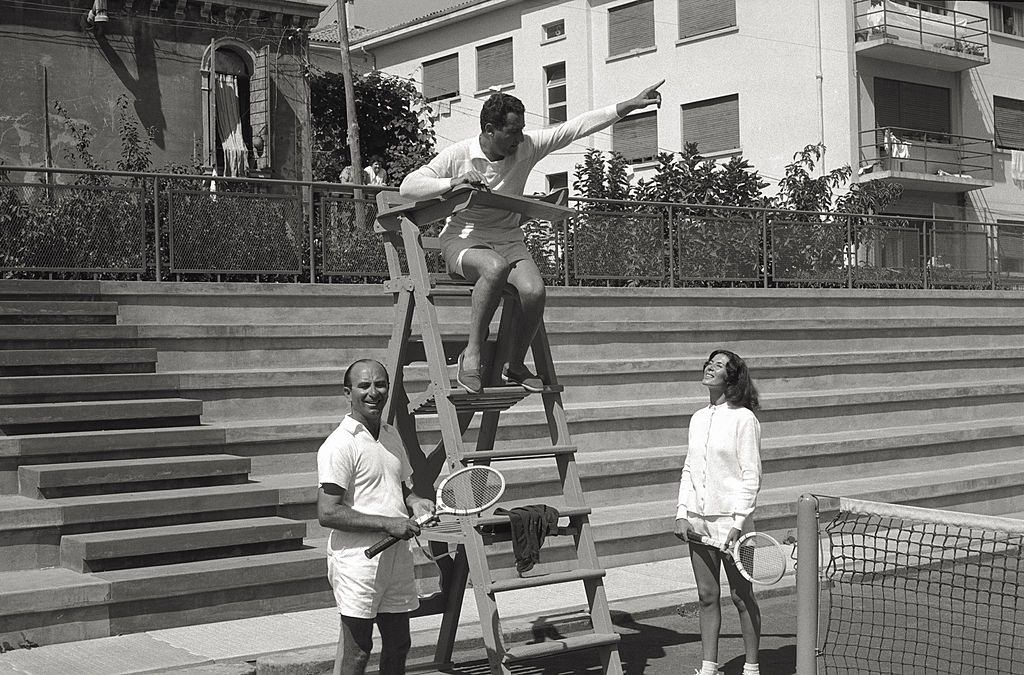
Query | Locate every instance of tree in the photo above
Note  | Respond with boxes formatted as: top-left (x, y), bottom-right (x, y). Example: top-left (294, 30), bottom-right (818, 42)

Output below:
top-left (310, 70), bottom-right (437, 184)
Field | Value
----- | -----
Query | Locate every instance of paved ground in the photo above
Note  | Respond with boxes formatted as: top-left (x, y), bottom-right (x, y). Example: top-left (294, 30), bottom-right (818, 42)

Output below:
top-left (409, 592), bottom-right (798, 674)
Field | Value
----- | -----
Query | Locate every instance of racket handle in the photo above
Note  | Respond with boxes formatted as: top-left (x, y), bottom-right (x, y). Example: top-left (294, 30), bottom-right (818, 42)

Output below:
top-left (365, 534), bottom-right (402, 558)
top-left (364, 512), bottom-right (437, 559)
top-left (685, 531), bottom-right (718, 547)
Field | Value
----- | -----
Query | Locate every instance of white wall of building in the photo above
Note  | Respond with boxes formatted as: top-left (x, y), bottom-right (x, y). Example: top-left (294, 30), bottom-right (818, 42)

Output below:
top-left (332, 0), bottom-right (1023, 222)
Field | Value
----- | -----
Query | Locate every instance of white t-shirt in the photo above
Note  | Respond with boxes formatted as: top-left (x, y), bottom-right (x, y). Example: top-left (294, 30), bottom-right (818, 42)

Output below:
top-left (316, 414), bottom-right (413, 552)
top-left (676, 403), bottom-right (762, 529)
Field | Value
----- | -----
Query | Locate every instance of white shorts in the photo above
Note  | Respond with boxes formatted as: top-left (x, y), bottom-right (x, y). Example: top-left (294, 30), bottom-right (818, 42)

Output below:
top-left (326, 541), bottom-right (419, 619)
top-left (686, 511), bottom-right (754, 546)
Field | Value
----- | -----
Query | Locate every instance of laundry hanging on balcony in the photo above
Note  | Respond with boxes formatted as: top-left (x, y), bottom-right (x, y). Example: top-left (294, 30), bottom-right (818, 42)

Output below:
top-left (1012, 150), bottom-right (1024, 190)
top-left (884, 129), bottom-right (911, 159)
top-left (215, 73), bottom-right (248, 177)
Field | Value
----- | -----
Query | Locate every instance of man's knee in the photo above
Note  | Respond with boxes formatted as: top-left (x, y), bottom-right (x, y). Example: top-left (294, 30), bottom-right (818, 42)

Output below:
top-left (467, 254), bottom-right (512, 284)
top-left (516, 279), bottom-right (546, 307)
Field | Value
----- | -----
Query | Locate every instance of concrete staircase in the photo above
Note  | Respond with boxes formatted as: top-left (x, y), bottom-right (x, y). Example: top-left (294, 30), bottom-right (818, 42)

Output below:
top-left (1, 280), bottom-right (1023, 647)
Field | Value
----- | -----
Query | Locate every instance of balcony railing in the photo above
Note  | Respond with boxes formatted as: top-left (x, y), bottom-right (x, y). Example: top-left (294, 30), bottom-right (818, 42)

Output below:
top-left (858, 127), bottom-right (994, 185)
top-left (854, 0), bottom-right (989, 67)
top-left (1, 166), bottom-right (1022, 290)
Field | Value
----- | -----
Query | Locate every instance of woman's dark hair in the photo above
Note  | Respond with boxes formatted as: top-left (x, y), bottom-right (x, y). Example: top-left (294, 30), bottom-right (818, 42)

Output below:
top-left (708, 349), bottom-right (759, 411)
top-left (480, 92), bottom-right (525, 132)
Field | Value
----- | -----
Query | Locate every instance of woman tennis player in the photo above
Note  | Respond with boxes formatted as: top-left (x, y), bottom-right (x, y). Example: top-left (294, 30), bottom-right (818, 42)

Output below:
top-left (674, 349), bottom-right (762, 675)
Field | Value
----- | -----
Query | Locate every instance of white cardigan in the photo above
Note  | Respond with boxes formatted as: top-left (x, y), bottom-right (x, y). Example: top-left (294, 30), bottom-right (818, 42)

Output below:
top-left (676, 403), bottom-right (762, 530)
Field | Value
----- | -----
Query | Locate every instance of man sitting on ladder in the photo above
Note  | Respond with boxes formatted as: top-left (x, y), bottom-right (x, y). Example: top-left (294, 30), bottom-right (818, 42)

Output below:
top-left (399, 81), bottom-right (665, 394)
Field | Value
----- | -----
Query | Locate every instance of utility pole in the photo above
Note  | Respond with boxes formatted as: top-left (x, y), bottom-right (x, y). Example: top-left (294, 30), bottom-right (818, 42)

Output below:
top-left (337, 0), bottom-right (362, 185)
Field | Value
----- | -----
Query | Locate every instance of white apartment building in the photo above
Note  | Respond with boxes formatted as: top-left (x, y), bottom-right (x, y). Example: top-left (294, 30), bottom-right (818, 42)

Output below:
top-left (312, 0), bottom-right (1024, 271)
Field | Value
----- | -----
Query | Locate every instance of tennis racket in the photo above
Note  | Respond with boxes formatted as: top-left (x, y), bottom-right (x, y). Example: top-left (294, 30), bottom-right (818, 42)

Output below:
top-left (687, 530), bottom-right (787, 585)
top-left (364, 466), bottom-right (506, 559)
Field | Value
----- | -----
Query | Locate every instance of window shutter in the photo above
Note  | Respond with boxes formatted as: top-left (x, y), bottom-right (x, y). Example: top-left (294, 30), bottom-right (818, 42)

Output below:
top-left (250, 46), bottom-right (272, 172)
top-left (994, 96), bottom-right (1024, 150)
top-left (874, 78), bottom-right (950, 134)
top-left (477, 38), bottom-right (513, 91)
top-left (608, 0), bottom-right (655, 56)
top-left (681, 94), bottom-right (739, 153)
top-left (873, 78), bottom-right (901, 128)
top-left (901, 82), bottom-right (950, 134)
top-left (678, 0), bottom-right (736, 39)
top-left (613, 111), bottom-right (658, 162)
top-left (423, 54), bottom-right (459, 101)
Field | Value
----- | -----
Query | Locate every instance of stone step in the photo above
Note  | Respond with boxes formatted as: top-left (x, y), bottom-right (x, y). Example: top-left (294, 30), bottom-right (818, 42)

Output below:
top-left (59, 516), bottom-right (306, 572)
top-left (0, 372), bottom-right (181, 405)
top-left (0, 324), bottom-right (141, 350)
top-left (0, 348), bottom-right (158, 377)
top-left (0, 398), bottom-right (203, 436)
top-left (18, 455), bottom-right (251, 498)
top-left (94, 318), bottom-right (1024, 370)
top-left (0, 280), bottom-right (104, 302)
top-left (501, 457), bottom-right (1024, 569)
top-left (404, 382), bottom-right (1024, 450)
top-left (0, 300), bottom-right (118, 325)
top-left (88, 282), bottom-right (1024, 324)
top-left (0, 483), bottom-right (283, 571)
top-left (0, 548), bottom-right (329, 646)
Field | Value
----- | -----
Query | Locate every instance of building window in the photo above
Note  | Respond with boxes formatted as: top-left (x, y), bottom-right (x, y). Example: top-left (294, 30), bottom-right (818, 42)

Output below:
top-left (547, 172), bottom-right (568, 192)
top-left (608, 0), bottom-right (655, 57)
top-left (994, 96), bottom-right (1024, 151)
top-left (681, 94), bottom-right (739, 154)
top-left (874, 78), bottom-right (950, 141)
top-left (991, 2), bottom-right (1023, 36)
top-left (997, 221), bottom-right (1024, 274)
top-left (477, 38), bottom-right (513, 92)
top-left (897, 0), bottom-right (948, 15)
top-left (423, 53), bottom-right (459, 102)
top-left (678, 0), bottom-right (736, 40)
top-left (202, 42), bottom-right (272, 177)
top-left (545, 63), bottom-right (567, 125)
top-left (613, 111), bottom-right (658, 163)
top-left (542, 20), bottom-right (565, 43)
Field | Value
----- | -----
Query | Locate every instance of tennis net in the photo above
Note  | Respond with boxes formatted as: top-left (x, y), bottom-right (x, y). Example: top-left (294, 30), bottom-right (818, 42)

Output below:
top-left (796, 495), bottom-right (1024, 675)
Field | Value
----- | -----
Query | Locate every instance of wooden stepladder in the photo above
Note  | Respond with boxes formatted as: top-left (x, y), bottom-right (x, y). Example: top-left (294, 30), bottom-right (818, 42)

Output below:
top-left (374, 185), bottom-right (622, 674)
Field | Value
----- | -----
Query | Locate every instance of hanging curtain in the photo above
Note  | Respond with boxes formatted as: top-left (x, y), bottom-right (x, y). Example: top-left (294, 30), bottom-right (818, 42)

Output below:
top-left (215, 73), bottom-right (247, 177)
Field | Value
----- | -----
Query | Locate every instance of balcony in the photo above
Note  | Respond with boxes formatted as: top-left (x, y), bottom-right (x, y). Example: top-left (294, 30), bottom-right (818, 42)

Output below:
top-left (858, 127), bottom-right (994, 192)
top-left (854, 0), bottom-right (989, 71)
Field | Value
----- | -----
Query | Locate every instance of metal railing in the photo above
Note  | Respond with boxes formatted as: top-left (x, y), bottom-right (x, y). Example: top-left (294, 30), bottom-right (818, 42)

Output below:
top-left (854, 0), bottom-right (989, 58)
top-left (859, 127), bottom-right (994, 181)
top-left (1, 166), bottom-right (1022, 290)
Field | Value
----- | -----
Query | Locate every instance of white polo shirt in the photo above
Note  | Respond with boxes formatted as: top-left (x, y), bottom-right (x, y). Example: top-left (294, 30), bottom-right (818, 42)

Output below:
top-left (316, 414), bottom-right (413, 553)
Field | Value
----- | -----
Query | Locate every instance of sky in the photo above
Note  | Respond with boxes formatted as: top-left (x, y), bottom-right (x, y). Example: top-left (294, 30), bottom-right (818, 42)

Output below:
top-left (345, 0), bottom-right (464, 30)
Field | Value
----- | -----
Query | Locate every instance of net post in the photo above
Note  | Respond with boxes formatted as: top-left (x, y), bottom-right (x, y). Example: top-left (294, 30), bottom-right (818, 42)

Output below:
top-left (796, 494), bottom-right (819, 675)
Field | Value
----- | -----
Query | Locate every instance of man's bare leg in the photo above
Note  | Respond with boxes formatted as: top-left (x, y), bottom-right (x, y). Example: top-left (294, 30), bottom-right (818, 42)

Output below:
top-left (376, 612), bottom-right (412, 675)
top-left (505, 257), bottom-right (547, 372)
top-left (336, 615), bottom-right (374, 675)
top-left (455, 248), bottom-right (512, 390)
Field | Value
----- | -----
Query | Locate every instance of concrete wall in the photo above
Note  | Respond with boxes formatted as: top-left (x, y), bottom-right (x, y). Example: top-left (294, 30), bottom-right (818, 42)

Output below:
top-left (0, 1), bottom-right (319, 181)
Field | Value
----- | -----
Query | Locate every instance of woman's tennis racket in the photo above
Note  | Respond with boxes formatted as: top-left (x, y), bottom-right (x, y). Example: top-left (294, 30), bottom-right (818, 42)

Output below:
top-left (364, 466), bottom-right (506, 559)
top-left (687, 531), bottom-right (787, 585)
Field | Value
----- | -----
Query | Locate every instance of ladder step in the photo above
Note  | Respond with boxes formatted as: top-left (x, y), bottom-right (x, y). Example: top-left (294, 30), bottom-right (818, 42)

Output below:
top-left (461, 445), bottom-right (577, 462)
top-left (503, 632), bottom-right (621, 663)
top-left (489, 567), bottom-right (605, 593)
top-left (410, 386), bottom-right (563, 415)
top-left (475, 505), bottom-right (591, 528)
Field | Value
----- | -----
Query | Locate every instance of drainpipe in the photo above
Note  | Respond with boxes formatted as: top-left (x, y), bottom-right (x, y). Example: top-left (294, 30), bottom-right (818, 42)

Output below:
top-left (814, 0), bottom-right (825, 171)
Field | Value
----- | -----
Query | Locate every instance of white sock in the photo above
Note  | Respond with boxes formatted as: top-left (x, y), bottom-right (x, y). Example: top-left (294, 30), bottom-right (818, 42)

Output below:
top-left (699, 660), bottom-right (718, 675)
top-left (742, 663), bottom-right (760, 675)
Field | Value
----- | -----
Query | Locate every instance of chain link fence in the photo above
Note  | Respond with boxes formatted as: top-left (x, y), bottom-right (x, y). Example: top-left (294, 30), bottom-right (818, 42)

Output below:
top-left (1, 166), bottom-right (1022, 290)
top-left (0, 180), bottom-right (145, 275)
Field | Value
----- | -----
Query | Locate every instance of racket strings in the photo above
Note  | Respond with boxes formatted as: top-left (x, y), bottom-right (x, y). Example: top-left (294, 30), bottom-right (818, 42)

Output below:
top-left (737, 536), bottom-right (787, 583)
top-left (439, 468), bottom-right (503, 510)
